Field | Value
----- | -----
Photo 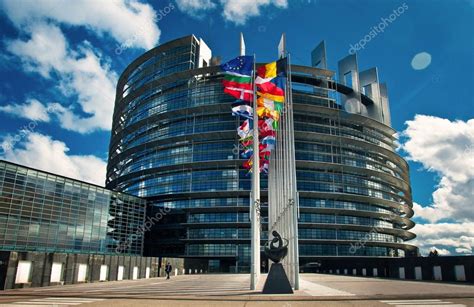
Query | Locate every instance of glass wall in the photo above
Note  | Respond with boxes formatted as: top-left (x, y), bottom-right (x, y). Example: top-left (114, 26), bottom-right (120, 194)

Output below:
top-left (0, 161), bottom-right (146, 255)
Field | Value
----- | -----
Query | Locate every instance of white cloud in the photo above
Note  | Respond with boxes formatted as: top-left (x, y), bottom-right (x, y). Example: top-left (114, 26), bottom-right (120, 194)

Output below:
top-left (411, 52), bottom-right (432, 70)
top-left (6, 23), bottom-right (117, 133)
top-left (401, 115), bottom-right (474, 223)
top-left (175, 0), bottom-right (288, 24)
top-left (176, 0), bottom-right (216, 16)
top-left (412, 222), bottom-right (474, 256)
top-left (401, 115), bottom-right (474, 255)
top-left (220, 0), bottom-right (288, 24)
top-left (0, 0), bottom-right (160, 50)
top-left (0, 132), bottom-right (106, 185)
top-left (6, 22), bottom-right (67, 78)
top-left (0, 99), bottom-right (52, 122)
top-left (1, 0), bottom-right (165, 133)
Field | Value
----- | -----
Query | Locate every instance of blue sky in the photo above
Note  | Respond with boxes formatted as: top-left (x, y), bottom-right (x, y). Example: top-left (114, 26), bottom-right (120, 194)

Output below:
top-left (0, 0), bottom-right (473, 256)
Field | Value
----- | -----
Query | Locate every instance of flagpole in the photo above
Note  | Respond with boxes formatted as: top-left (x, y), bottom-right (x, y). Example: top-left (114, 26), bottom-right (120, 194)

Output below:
top-left (250, 53), bottom-right (260, 290)
top-left (287, 52), bottom-right (300, 290)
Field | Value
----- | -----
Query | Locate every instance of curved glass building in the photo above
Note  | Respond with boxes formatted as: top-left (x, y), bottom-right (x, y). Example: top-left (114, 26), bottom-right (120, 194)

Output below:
top-left (106, 35), bottom-right (417, 272)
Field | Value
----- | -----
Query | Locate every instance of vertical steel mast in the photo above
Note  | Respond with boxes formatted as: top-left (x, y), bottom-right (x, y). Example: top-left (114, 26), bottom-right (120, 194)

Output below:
top-left (250, 52), bottom-right (261, 290)
top-left (287, 52), bottom-right (300, 290)
top-left (267, 34), bottom-right (299, 290)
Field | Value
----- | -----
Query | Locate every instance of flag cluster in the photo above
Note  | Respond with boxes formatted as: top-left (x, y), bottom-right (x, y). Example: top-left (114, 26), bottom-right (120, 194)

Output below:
top-left (255, 58), bottom-right (287, 173)
top-left (220, 56), bottom-right (256, 172)
top-left (220, 56), bottom-right (287, 174)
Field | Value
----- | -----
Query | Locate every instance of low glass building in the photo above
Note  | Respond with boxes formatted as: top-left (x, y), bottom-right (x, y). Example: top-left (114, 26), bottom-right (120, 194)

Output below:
top-left (0, 160), bottom-right (159, 290)
top-left (0, 160), bottom-right (146, 255)
top-left (106, 35), bottom-right (417, 272)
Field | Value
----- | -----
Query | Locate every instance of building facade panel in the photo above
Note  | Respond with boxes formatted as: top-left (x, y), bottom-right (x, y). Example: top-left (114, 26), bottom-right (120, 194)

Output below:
top-left (0, 160), bottom-right (146, 256)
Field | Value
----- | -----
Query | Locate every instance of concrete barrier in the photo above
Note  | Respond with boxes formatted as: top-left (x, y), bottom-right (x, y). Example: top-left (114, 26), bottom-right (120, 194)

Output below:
top-left (308, 255), bottom-right (474, 283)
top-left (1, 251), bottom-right (159, 290)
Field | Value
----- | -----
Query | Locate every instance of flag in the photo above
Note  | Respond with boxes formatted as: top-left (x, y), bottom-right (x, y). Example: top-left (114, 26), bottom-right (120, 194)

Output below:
top-left (256, 76), bottom-right (285, 103)
top-left (257, 107), bottom-right (280, 121)
top-left (257, 58), bottom-right (287, 79)
top-left (237, 119), bottom-right (252, 139)
top-left (256, 58), bottom-right (287, 102)
top-left (258, 119), bottom-right (276, 137)
top-left (260, 143), bottom-right (275, 153)
top-left (243, 156), bottom-right (268, 171)
top-left (225, 87), bottom-right (254, 102)
top-left (232, 100), bottom-right (251, 107)
top-left (220, 56), bottom-right (254, 76)
top-left (256, 76), bottom-right (285, 100)
top-left (259, 149), bottom-right (270, 160)
top-left (261, 135), bottom-right (276, 146)
top-left (223, 74), bottom-right (253, 90)
top-left (240, 136), bottom-right (253, 147)
top-left (259, 117), bottom-right (278, 132)
top-left (232, 105), bottom-right (253, 119)
top-left (241, 147), bottom-right (253, 158)
top-left (238, 128), bottom-right (253, 140)
top-left (243, 158), bottom-right (253, 169)
top-left (259, 129), bottom-right (276, 138)
top-left (257, 92), bottom-right (284, 103)
top-left (221, 55), bottom-right (257, 172)
top-left (254, 59), bottom-right (288, 171)
top-left (257, 97), bottom-right (284, 113)
top-left (221, 55), bottom-right (254, 102)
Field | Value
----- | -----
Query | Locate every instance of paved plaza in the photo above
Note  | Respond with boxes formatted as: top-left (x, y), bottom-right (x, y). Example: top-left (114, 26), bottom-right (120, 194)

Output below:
top-left (0, 274), bottom-right (473, 306)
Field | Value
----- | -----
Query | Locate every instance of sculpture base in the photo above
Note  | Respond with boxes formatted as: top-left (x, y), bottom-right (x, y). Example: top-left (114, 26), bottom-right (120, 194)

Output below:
top-left (262, 263), bottom-right (294, 294)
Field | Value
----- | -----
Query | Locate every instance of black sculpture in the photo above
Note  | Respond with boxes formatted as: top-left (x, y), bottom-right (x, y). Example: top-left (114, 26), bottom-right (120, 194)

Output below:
top-left (262, 231), bottom-right (293, 294)
top-left (264, 231), bottom-right (288, 263)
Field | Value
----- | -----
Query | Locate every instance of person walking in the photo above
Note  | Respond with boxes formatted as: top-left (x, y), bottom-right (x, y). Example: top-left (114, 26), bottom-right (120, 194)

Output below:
top-left (165, 262), bottom-right (172, 279)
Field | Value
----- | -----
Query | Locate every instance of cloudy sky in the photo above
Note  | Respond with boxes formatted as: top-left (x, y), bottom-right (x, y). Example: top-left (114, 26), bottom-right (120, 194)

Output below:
top-left (0, 0), bottom-right (472, 256)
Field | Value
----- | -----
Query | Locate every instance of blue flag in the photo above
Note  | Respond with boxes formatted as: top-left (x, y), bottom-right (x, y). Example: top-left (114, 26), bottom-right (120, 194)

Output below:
top-left (220, 56), bottom-right (254, 76)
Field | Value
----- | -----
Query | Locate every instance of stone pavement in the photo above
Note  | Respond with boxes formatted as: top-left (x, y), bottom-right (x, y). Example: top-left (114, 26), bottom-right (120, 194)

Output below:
top-left (0, 273), bottom-right (473, 306)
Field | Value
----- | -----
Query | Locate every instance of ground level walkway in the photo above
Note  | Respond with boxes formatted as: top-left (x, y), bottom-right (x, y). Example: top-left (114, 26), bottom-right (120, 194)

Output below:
top-left (0, 273), bottom-right (473, 306)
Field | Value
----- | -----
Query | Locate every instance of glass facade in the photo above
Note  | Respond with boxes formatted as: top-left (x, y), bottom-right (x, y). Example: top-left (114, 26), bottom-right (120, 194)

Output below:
top-left (0, 160), bottom-right (146, 255)
top-left (107, 35), bottom-right (416, 272)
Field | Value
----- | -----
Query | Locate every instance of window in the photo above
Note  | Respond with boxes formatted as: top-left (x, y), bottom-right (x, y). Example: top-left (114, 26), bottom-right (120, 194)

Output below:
top-left (362, 84), bottom-right (372, 98)
top-left (208, 260), bottom-right (220, 273)
top-left (50, 262), bottom-right (63, 283)
top-left (344, 71), bottom-right (353, 88)
top-left (117, 266), bottom-right (124, 281)
top-left (132, 266), bottom-right (139, 280)
top-left (77, 264), bottom-right (88, 282)
top-left (15, 261), bottom-right (32, 284)
top-left (99, 265), bottom-right (108, 281)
